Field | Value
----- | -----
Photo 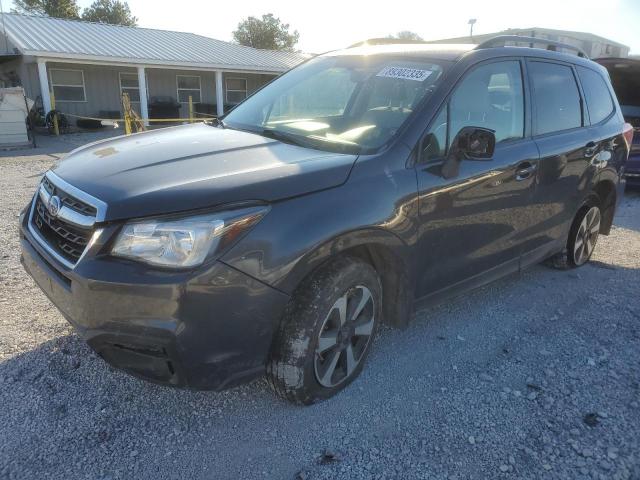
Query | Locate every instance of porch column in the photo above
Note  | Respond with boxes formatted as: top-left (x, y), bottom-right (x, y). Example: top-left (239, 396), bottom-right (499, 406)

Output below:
top-left (137, 66), bottom-right (149, 126)
top-left (215, 70), bottom-right (224, 117)
top-left (37, 60), bottom-right (52, 115)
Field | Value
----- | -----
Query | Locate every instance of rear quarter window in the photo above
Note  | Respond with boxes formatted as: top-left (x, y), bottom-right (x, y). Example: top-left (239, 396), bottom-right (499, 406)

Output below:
top-left (577, 66), bottom-right (615, 124)
top-left (529, 61), bottom-right (582, 136)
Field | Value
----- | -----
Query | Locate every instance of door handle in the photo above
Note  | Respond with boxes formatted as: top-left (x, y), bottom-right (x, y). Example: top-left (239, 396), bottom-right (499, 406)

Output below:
top-left (584, 141), bottom-right (598, 158)
top-left (515, 162), bottom-right (537, 181)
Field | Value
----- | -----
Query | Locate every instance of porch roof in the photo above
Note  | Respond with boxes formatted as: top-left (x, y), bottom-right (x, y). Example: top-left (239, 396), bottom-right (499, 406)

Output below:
top-left (1, 13), bottom-right (308, 73)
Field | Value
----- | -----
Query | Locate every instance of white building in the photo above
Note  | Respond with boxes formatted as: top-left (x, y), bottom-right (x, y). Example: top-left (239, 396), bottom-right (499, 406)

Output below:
top-left (430, 27), bottom-right (629, 59)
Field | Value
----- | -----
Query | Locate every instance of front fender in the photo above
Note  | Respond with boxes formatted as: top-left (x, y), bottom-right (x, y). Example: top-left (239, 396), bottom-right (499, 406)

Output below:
top-left (277, 226), bottom-right (412, 292)
top-left (221, 151), bottom-right (419, 326)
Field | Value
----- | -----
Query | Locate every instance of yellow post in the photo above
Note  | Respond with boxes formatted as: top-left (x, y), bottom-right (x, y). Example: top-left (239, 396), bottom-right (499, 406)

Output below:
top-left (50, 90), bottom-right (59, 136)
top-left (122, 92), bottom-right (132, 135)
top-left (188, 95), bottom-right (194, 123)
top-left (124, 111), bottom-right (131, 135)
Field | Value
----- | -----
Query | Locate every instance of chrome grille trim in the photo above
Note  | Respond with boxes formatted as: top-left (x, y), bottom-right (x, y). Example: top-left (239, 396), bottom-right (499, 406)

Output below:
top-left (38, 184), bottom-right (95, 229)
top-left (27, 171), bottom-right (108, 269)
top-left (45, 171), bottom-right (108, 222)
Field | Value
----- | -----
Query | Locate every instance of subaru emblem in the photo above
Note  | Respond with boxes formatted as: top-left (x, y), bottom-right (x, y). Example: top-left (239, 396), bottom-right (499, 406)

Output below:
top-left (47, 195), bottom-right (61, 217)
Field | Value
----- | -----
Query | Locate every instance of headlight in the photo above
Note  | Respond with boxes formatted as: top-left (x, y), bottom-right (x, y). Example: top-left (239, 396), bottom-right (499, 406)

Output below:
top-left (111, 206), bottom-right (268, 268)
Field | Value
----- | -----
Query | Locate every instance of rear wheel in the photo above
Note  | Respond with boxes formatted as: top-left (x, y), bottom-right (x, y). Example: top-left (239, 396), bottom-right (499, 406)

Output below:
top-left (267, 256), bottom-right (381, 405)
top-left (548, 202), bottom-right (601, 269)
top-left (568, 205), bottom-right (601, 267)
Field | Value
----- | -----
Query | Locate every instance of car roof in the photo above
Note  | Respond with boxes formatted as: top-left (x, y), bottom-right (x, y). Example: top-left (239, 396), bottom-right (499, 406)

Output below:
top-left (323, 43), bottom-right (475, 61)
top-left (323, 42), bottom-right (607, 72)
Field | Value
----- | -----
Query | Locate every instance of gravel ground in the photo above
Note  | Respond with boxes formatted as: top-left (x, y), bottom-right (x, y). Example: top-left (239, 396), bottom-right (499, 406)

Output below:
top-left (1, 137), bottom-right (639, 480)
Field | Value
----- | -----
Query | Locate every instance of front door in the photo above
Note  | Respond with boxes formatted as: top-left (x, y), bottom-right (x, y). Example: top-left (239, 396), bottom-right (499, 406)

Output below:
top-left (414, 59), bottom-right (539, 298)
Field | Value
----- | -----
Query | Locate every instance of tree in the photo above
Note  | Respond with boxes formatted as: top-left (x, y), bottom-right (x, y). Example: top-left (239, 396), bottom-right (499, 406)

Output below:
top-left (388, 31), bottom-right (424, 42)
top-left (81, 0), bottom-right (137, 26)
top-left (233, 14), bottom-right (299, 51)
top-left (12, 0), bottom-right (80, 19)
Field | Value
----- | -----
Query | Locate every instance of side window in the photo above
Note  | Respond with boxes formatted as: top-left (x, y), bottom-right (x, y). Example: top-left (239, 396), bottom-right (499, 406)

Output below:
top-left (421, 107), bottom-right (447, 162)
top-left (577, 66), bottom-right (614, 124)
top-left (529, 62), bottom-right (582, 135)
top-left (449, 61), bottom-right (524, 145)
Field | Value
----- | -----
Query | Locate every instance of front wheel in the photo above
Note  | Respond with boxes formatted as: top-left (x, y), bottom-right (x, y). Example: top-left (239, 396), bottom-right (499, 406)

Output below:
top-left (267, 256), bottom-right (381, 405)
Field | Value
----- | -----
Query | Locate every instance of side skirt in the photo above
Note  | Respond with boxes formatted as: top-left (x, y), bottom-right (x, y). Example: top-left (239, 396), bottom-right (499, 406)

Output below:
top-left (414, 256), bottom-right (520, 312)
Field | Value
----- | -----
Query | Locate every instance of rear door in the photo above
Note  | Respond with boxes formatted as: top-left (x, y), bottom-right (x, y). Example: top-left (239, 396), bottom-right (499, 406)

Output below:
top-left (521, 59), bottom-right (597, 265)
top-left (413, 58), bottom-right (540, 298)
top-left (578, 63), bottom-right (626, 188)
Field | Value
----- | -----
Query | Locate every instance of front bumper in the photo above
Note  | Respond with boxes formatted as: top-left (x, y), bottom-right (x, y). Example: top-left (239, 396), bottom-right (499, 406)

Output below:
top-left (19, 210), bottom-right (290, 390)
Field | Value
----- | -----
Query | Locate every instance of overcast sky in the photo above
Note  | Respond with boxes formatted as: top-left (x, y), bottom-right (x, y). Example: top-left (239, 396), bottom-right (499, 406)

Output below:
top-left (4, 0), bottom-right (640, 54)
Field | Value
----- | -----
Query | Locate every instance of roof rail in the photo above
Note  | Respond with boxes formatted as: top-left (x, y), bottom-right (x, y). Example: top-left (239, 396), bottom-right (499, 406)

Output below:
top-left (475, 35), bottom-right (589, 59)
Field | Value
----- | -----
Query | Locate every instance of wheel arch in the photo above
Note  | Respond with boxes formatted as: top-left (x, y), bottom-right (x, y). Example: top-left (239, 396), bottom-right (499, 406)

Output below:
top-left (592, 178), bottom-right (617, 235)
top-left (282, 228), bottom-right (415, 329)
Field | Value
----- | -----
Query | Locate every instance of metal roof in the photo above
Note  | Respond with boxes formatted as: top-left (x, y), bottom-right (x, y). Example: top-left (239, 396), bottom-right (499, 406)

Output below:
top-left (0, 13), bottom-right (308, 72)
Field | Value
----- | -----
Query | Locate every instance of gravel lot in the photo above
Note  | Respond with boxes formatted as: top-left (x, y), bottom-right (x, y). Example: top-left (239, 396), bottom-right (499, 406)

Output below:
top-left (1, 135), bottom-right (639, 480)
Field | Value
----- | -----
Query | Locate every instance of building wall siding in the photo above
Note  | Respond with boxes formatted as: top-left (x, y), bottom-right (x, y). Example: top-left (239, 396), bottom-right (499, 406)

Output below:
top-left (1, 58), bottom-right (277, 119)
top-left (147, 68), bottom-right (216, 118)
top-left (45, 62), bottom-right (121, 117)
top-left (21, 62), bottom-right (39, 100)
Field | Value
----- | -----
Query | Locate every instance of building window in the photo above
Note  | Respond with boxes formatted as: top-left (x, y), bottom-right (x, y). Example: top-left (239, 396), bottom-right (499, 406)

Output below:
top-left (50, 69), bottom-right (86, 102)
top-left (119, 72), bottom-right (143, 102)
top-left (177, 75), bottom-right (201, 103)
top-left (226, 77), bottom-right (247, 104)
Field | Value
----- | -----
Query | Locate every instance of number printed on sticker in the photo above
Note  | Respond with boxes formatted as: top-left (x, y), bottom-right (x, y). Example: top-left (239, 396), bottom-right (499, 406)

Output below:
top-left (376, 66), bottom-right (434, 82)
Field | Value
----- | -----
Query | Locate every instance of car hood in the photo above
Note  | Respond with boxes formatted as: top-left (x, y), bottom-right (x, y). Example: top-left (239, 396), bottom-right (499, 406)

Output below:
top-left (53, 123), bottom-right (357, 222)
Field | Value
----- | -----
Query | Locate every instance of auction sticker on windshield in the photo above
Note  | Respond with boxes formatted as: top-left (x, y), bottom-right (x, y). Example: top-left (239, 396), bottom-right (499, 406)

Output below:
top-left (376, 66), bottom-right (434, 81)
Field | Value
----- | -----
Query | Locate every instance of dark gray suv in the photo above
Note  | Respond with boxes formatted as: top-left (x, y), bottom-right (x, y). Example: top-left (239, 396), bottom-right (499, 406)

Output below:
top-left (20, 37), bottom-right (633, 404)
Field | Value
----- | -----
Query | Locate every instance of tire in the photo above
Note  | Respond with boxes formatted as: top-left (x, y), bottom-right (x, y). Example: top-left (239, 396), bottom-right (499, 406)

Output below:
top-left (548, 201), bottom-right (602, 269)
top-left (267, 256), bottom-right (381, 405)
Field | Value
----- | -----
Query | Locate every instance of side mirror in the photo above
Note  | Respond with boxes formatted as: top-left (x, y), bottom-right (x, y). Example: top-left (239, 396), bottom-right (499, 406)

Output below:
top-left (441, 127), bottom-right (496, 179)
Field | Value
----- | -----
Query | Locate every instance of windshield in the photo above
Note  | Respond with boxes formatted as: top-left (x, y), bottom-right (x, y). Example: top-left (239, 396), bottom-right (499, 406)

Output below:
top-left (224, 55), bottom-right (446, 154)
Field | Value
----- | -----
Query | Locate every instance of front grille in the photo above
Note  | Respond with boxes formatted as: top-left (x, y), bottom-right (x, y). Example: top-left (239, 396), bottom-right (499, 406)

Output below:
top-left (30, 177), bottom-right (96, 265)
top-left (42, 176), bottom-right (97, 216)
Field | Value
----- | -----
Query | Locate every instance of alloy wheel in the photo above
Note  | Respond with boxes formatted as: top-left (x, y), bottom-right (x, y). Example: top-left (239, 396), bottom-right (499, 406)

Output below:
top-left (314, 285), bottom-right (376, 388)
top-left (573, 206), bottom-right (601, 266)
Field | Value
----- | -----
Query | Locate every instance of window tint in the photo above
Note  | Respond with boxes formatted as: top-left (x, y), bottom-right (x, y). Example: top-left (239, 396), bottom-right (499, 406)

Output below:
top-left (449, 61), bottom-right (524, 145)
top-left (421, 107), bottom-right (447, 161)
top-left (529, 62), bottom-right (582, 135)
top-left (577, 66), bottom-right (614, 124)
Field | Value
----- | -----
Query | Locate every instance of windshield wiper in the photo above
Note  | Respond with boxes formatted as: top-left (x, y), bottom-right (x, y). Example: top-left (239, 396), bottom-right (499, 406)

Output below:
top-left (258, 128), bottom-right (308, 147)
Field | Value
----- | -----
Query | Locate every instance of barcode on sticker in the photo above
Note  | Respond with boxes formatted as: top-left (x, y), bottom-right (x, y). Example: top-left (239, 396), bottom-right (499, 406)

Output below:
top-left (376, 66), bottom-right (434, 82)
